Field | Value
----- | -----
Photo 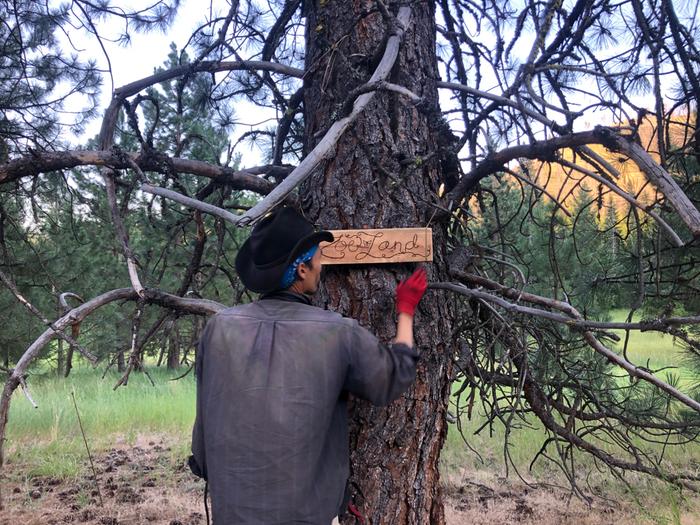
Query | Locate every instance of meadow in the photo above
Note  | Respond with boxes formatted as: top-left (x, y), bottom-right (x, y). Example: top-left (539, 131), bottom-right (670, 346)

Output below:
top-left (5, 367), bottom-right (196, 478)
top-left (440, 309), bottom-right (700, 523)
top-left (3, 310), bottom-right (700, 524)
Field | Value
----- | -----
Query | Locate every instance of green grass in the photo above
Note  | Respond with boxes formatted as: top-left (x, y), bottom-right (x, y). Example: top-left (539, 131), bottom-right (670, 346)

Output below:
top-left (6, 367), bottom-right (195, 479)
top-left (609, 308), bottom-right (690, 375)
top-left (8, 367), bottom-right (195, 438)
top-left (441, 309), bottom-right (700, 522)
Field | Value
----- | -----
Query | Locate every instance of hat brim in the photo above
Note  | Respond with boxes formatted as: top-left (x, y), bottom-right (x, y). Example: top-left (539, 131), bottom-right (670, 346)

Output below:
top-left (236, 230), bottom-right (334, 293)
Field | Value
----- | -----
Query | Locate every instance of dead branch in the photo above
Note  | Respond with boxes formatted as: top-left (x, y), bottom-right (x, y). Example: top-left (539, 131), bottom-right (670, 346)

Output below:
top-left (451, 270), bottom-right (700, 331)
top-left (0, 269), bottom-right (97, 364)
top-left (431, 281), bottom-right (700, 414)
top-left (554, 156), bottom-right (683, 246)
top-left (59, 292), bottom-right (84, 311)
top-left (115, 61), bottom-right (304, 100)
top-left (611, 134), bottom-right (700, 237)
top-left (238, 6), bottom-right (414, 225)
top-left (443, 126), bottom-right (700, 242)
top-left (0, 151), bottom-right (281, 194)
top-left (454, 285), bottom-right (700, 493)
top-left (141, 184), bottom-right (241, 223)
top-left (101, 169), bottom-right (145, 296)
top-left (0, 286), bottom-right (224, 496)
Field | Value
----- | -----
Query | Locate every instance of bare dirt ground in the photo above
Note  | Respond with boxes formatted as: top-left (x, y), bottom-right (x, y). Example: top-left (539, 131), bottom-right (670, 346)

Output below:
top-left (2, 436), bottom-right (204, 525)
top-left (1, 435), bottom-right (698, 524)
top-left (442, 475), bottom-right (634, 525)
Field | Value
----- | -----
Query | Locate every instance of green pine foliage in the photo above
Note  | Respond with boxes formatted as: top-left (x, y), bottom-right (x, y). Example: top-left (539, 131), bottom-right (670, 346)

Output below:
top-left (0, 1), bottom-right (101, 154)
top-left (1, 45), bottom-right (255, 371)
top-left (451, 161), bottom-right (700, 486)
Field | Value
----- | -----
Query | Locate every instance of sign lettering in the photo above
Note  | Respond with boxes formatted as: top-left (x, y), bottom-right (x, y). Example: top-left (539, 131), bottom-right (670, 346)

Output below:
top-left (320, 228), bottom-right (433, 265)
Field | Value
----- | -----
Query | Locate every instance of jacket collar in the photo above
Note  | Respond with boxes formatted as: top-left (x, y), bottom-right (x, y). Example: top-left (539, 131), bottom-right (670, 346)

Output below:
top-left (259, 290), bottom-right (312, 306)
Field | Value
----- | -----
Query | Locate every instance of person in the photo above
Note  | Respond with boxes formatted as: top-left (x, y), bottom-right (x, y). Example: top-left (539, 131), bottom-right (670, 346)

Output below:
top-left (190, 206), bottom-right (428, 524)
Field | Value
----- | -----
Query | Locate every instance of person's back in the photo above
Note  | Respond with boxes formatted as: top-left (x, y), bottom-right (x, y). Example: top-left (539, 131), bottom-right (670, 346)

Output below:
top-left (193, 295), bottom-right (419, 523)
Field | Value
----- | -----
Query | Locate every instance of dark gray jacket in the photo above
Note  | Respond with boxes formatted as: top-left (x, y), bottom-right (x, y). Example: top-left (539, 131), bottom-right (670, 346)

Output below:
top-left (191, 293), bottom-right (418, 524)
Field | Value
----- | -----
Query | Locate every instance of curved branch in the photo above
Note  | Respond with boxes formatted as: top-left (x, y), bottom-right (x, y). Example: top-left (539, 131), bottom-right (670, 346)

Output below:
top-left (58, 292), bottom-right (84, 311)
top-left (238, 6), bottom-right (414, 225)
top-left (114, 60), bottom-right (304, 100)
top-left (612, 135), bottom-right (700, 237)
top-left (0, 151), bottom-right (279, 195)
top-left (0, 270), bottom-right (96, 363)
top-left (141, 184), bottom-right (241, 223)
top-left (445, 127), bottom-right (617, 205)
top-left (89, 59), bottom-right (306, 294)
top-left (431, 281), bottom-right (700, 414)
top-left (102, 169), bottom-right (145, 296)
top-left (443, 127), bottom-right (700, 242)
top-left (273, 87), bottom-right (304, 165)
top-left (451, 269), bottom-right (700, 331)
top-left (555, 157), bottom-right (683, 247)
top-left (0, 286), bottom-right (224, 485)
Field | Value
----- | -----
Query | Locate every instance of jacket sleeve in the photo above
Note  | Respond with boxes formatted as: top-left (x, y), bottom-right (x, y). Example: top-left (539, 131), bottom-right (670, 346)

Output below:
top-left (189, 320), bottom-right (210, 480)
top-left (342, 320), bottom-right (419, 406)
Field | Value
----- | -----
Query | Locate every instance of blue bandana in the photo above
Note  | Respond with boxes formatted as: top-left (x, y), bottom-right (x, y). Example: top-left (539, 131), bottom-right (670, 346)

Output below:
top-left (279, 245), bottom-right (318, 289)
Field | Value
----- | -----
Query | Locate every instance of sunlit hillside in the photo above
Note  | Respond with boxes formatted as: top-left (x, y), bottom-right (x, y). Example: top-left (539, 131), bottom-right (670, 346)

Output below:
top-left (524, 113), bottom-right (696, 219)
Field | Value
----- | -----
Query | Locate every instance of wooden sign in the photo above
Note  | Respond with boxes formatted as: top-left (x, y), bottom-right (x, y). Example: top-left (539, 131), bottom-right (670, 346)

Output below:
top-left (319, 228), bottom-right (433, 265)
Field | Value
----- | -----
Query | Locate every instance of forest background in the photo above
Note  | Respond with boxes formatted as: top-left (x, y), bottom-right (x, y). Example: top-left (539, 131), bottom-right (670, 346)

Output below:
top-left (2, 0), bottom-right (700, 524)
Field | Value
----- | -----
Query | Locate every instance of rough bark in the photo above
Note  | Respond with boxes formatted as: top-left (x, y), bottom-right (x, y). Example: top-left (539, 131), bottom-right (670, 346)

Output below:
top-left (64, 345), bottom-right (74, 378)
top-left (167, 328), bottom-right (180, 370)
top-left (303, 2), bottom-right (454, 523)
top-left (117, 350), bottom-right (126, 373)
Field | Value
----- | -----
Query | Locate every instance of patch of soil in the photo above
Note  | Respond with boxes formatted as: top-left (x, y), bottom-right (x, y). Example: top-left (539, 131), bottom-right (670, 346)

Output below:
top-left (4, 434), bottom-right (699, 524)
top-left (441, 478), bottom-right (623, 525)
top-left (1, 435), bottom-right (205, 525)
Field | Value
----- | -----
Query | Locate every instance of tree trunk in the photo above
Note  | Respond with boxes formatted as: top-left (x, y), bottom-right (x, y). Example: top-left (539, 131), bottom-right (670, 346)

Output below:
top-left (303, 2), bottom-right (454, 523)
top-left (117, 350), bottom-right (126, 373)
top-left (166, 326), bottom-right (180, 370)
top-left (57, 338), bottom-right (64, 377)
top-left (182, 317), bottom-right (202, 366)
top-left (63, 344), bottom-right (73, 378)
top-left (157, 344), bottom-right (166, 367)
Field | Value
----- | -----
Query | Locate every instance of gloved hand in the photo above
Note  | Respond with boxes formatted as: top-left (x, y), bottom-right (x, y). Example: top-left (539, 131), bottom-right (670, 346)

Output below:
top-left (395, 268), bottom-right (428, 316)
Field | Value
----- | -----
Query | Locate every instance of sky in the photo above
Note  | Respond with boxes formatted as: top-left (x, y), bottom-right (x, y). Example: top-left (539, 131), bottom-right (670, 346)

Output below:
top-left (65, 0), bottom-right (674, 171)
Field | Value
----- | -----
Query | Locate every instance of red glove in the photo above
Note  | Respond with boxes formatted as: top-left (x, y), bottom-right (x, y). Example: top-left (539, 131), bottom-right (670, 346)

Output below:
top-left (395, 268), bottom-right (428, 316)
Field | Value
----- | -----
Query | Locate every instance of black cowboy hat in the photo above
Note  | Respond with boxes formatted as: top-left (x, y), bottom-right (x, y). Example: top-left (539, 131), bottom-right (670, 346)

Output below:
top-left (235, 207), bottom-right (334, 293)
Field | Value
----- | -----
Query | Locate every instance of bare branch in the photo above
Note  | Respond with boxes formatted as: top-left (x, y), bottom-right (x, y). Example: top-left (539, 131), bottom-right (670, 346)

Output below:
top-left (59, 292), bottom-right (84, 311)
top-left (114, 61), bottom-right (304, 99)
top-left (102, 169), bottom-right (145, 297)
top-left (432, 279), bottom-right (700, 414)
top-left (555, 157), bottom-right (684, 247)
top-left (0, 286), bottom-right (225, 488)
top-left (444, 127), bottom-right (700, 242)
top-left (0, 151), bottom-right (278, 195)
top-left (612, 135), bottom-right (700, 237)
top-left (0, 269), bottom-right (97, 364)
top-left (141, 184), bottom-right (241, 223)
top-left (239, 6), bottom-right (414, 225)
